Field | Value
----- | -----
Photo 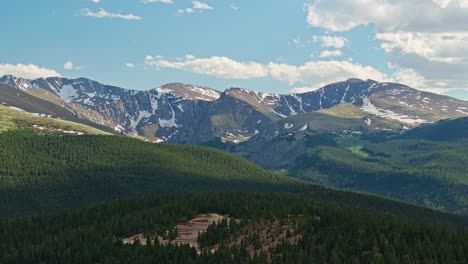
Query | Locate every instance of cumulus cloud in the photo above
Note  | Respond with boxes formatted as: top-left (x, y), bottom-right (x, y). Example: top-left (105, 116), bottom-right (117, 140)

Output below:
top-left (193, 1), bottom-right (213, 10)
top-left (386, 51), bottom-right (468, 94)
top-left (90, 0), bottom-right (100, 3)
top-left (312, 35), bottom-right (348, 49)
top-left (268, 60), bottom-right (388, 87)
top-left (178, 1), bottom-right (213, 14)
top-left (146, 55), bottom-right (388, 90)
top-left (125, 63), bottom-right (136, 68)
top-left (377, 32), bottom-right (468, 63)
top-left (81, 8), bottom-right (142, 20)
top-left (306, 0), bottom-right (468, 33)
top-left (393, 68), bottom-right (426, 89)
top-left (147, 56), bottom-right (268, 79)
top-left (64, 61), bottom-right (74, 70)
top-left (0, 63), bottom-right (61, 79)
top-left (319, 50), bottom-right (342, 58)
top-left (393, 67), bottom-right (456, 94)
top-left (306, 0), bottom-right (468, 93)
top-left (63, 61), bottom-right (83, 71)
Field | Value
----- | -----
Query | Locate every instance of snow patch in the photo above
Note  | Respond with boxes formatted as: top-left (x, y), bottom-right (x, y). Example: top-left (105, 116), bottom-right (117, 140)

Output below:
top-left (189, 85), bottom-right (220, 101)
top-left (150, 95), bottom-right (159, 114)
top-left (284, 98), bottom-right (297, 116)
top-left (284, 123), bottom-right (294, 129)
top-left (158, 102), bottom-right (179, 128)
top-left (59, 85), bottom-right (79, 102)
top-left (299, 124), bottom-right (308, 132)
top-left (85, 92), bottom-right (97, 98)
top-left (82, 98), bottom-right (95, 106)
top-left (456, 109), bottom-right (468, 115)
top-left (114, 124), bottom-right (125, 133)
top-left (360, 98), bottom-right (428, 125)
top-left (341, 85), bottom-right (350, 103)
top-left (130, 110), bottom-right (152, 132)
top-left (8, 106), bottom-right (24, 112)
top-left (158, 85), bottom-right (220, 101)
top-left (273, 110), bottom-right (288, 118)
top-left (176, 104), bottom-right (184, 112)
top-left (364, 117), bottom-right (372, 126)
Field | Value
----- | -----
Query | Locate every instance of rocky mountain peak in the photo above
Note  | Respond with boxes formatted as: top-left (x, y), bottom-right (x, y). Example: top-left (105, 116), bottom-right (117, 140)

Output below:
top-left (0, 75), bottom-right (33, 90)
top-left (156, 83), bottom-right (221, 101)
top-left (344, 78), bottom-right (365, 83)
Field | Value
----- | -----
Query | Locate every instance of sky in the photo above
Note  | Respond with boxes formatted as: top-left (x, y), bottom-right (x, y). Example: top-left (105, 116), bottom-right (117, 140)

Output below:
top-left (1, 0), bottom-right (468, 100)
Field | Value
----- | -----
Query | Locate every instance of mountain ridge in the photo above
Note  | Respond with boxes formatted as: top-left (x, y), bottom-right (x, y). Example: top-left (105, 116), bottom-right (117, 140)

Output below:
top-left (2, 74), bottom-right (468, 144)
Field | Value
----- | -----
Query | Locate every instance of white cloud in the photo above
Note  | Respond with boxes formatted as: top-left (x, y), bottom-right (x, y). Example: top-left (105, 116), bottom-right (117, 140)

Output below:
top-left (0, 63), bottom-right (61, 79)
top-left (63, 61), bottom-right (83, 71)
top-left (319, 50), bottom-right (342, 58)
top-left (81, 8), bottom-right (142, 20)
top-left (393, 67), bottom-right (455, 94)
top-left (312, 35), bottom-right (348, 49)
top-left (140, 0), bottom-right (173, 3)
top-left (387, 52), bottom-right (468, 94)
top-left (64, 61), bottom-right (74, 70)
top-left (90, 0), bottom-right (100, 3)
top-left (306, 0), bottom-right (468, 92)
top-left (393, 68), bottom-right (426, 89)
top-left (377, 32), bottom-right (468, 63)
top-left (178, 1), bottom-right (213, 14)
top-left (178, 8), bottom-right (194, 14)
top-left (125, 63), bottom-right (136, 68)
top-left (268, 60), bottom-right (388, 87)
top-left (306, 0), bottom-right (468, 33)
top-left (193, 1), bottom-right (213, 10)
top-left (146, 55), bottom-right (388, 90)
top-left (147, 56), bottom-right (268, 79)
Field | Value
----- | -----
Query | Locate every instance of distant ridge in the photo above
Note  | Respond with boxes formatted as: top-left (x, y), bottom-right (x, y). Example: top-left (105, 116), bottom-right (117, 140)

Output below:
top-left (2, 75), bottom-right (468, 144)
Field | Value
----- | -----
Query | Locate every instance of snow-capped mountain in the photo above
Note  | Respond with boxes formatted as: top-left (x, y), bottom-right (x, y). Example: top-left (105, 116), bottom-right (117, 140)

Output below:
top-left (157, 83), bottom-right (221, 101)
top-left (226, 79), bottom-right (468, 126)
top-left (1, 75), bottom-right (468, 143)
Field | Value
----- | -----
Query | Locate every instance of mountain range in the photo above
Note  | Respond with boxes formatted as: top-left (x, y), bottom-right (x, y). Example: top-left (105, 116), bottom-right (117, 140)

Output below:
top-left (2, 73), bottom-right (468, 263)
top-left (2, 75), bottom-right (468, 144)
top-left (2, 74), bottom-right (468, 215)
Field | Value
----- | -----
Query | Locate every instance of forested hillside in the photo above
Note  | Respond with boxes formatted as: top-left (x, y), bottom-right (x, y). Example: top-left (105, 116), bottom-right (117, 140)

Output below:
top-left (282, 133), bottom-right (468, 215)
top-left (0, 131), bottom-right (300, 216)
top-left (401, 117), bottom-right (468, 141)
top-left (1, 192), bottom-right (467, 263)
top-left (229, 117), bottom-right (468, 215)
top-left (291, 142), bottom-right (467, 211)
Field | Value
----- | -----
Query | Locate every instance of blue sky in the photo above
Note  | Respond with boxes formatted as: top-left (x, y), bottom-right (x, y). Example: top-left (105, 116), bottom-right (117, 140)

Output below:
top-left (1, 0), bottom-right (468, 99)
